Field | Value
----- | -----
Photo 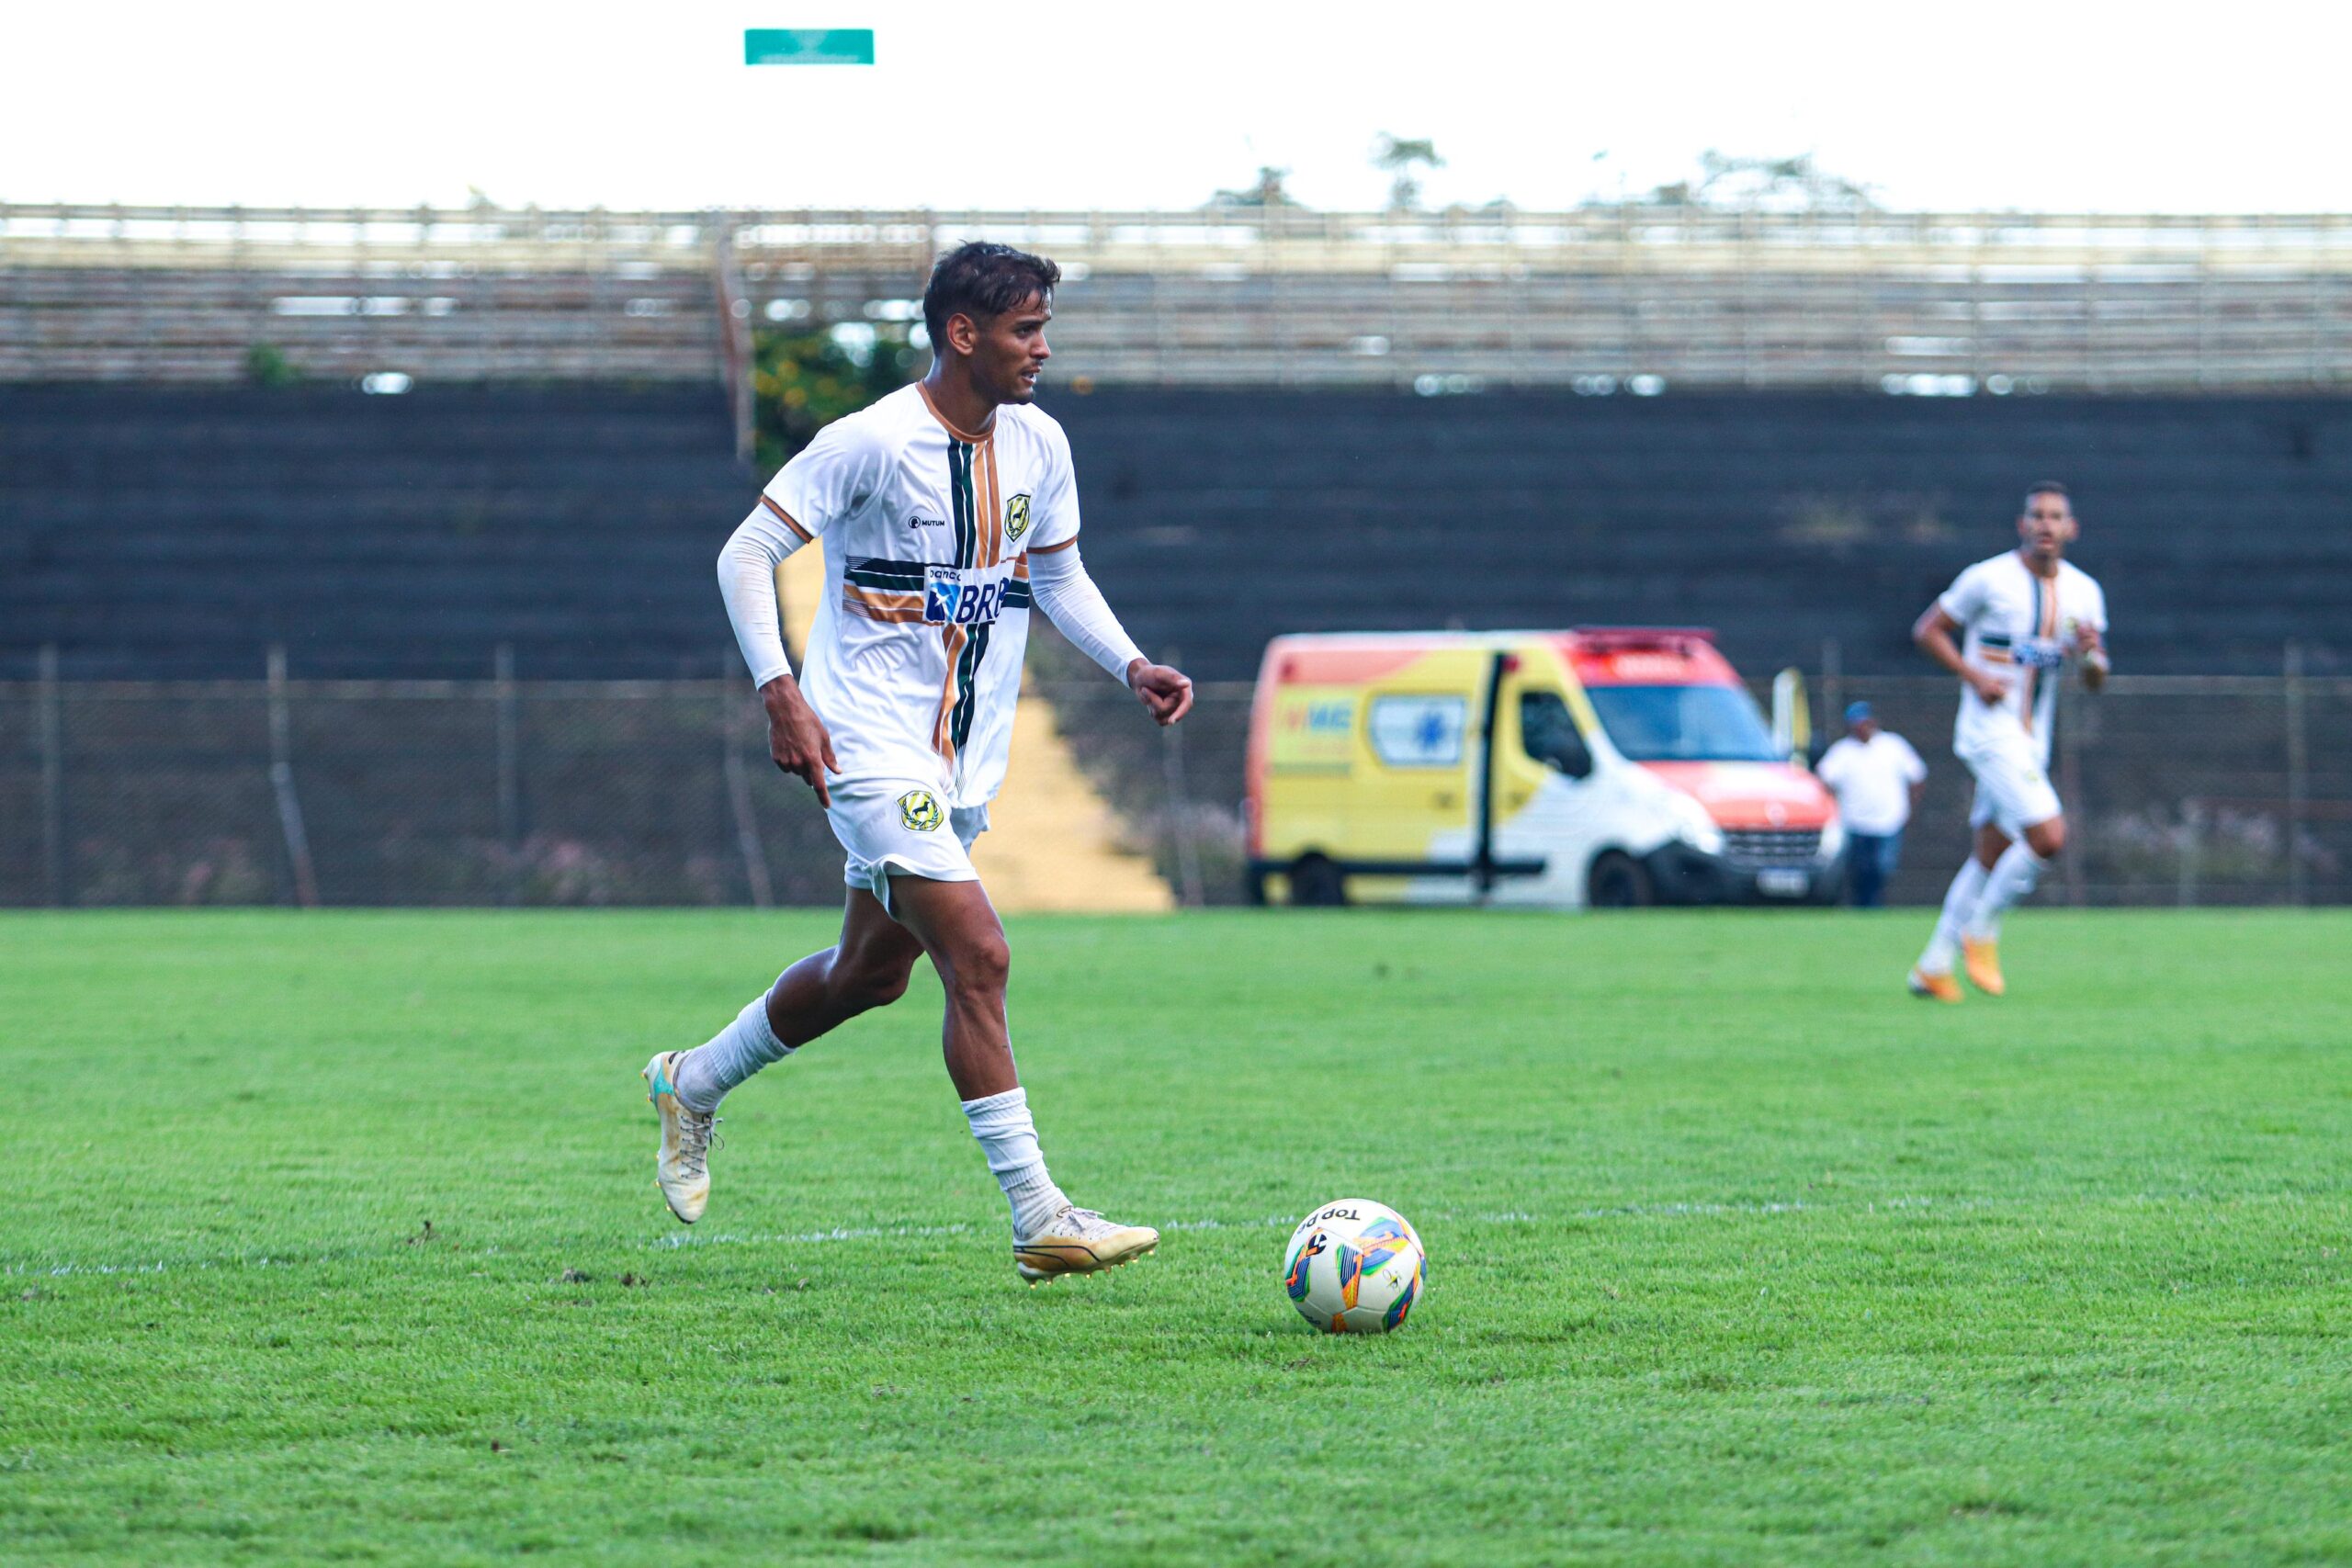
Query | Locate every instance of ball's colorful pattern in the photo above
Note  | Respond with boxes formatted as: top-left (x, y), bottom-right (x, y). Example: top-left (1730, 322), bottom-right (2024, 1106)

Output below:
top-left (1281, 1199), bottom-right (1425, 1334)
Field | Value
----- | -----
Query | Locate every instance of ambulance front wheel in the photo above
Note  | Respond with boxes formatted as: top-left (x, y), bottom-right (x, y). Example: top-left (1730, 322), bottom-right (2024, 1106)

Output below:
top-left (1588, 851), bottom-right (1656, 908)
top-left (1289, 853), bottom-right (1348, 907)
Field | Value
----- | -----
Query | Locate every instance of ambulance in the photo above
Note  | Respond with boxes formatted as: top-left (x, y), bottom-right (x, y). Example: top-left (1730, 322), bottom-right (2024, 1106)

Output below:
top-left (1244, 628), bottom-right (1845, 908)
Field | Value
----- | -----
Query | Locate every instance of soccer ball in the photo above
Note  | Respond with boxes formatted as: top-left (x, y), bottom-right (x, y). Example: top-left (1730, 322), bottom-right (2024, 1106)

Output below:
top-left (1281, 1198), bottom-right (1425, 1334)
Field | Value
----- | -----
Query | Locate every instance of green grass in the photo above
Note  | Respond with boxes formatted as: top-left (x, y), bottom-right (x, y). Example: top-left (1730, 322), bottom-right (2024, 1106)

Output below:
top-left (3, 909), bottom-right (2348, 1565)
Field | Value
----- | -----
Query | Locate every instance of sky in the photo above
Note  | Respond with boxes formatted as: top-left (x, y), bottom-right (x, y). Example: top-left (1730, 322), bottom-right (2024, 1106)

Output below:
top-left (6, 0), bottom-right (2348, 216)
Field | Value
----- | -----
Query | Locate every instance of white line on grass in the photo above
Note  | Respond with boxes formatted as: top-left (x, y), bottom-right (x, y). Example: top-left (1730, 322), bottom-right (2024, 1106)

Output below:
top-left (8, 1190), bottom-right (2324, 1277)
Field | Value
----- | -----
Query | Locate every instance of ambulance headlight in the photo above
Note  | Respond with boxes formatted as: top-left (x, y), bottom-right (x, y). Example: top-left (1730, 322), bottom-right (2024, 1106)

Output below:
top-left (1816, 814), bottom-right (1846, 861)
top-left (1667, 794), bottom-right (1725, 855)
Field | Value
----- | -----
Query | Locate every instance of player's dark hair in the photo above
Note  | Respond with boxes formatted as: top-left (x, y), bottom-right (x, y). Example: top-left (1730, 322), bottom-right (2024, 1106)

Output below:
top-left (2023, 479), bottom-right (2071, 509)
top-left (922, 243), bottom-right (1059, 351)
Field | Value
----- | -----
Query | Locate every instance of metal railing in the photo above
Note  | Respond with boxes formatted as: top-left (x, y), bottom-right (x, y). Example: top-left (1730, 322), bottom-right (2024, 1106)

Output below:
top-left (8, 201), bottom-right (2352, 389)
top-left (4, 659), bottom-right (2344, 908)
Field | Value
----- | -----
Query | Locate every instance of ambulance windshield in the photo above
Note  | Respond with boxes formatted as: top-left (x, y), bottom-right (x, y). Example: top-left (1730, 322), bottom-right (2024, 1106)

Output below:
top-left (1584, 683), bottom-right (1779, 762)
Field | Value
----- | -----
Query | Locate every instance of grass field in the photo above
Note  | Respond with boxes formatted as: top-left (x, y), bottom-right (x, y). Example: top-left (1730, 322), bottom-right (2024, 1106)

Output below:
top-left (4, 908), bottom-right (2348, 1565)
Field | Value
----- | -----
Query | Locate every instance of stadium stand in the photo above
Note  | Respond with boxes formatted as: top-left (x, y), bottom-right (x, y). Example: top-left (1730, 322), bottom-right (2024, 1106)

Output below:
top-left (1052, 389), bottom-right (2352, 681)
top-left (0, 384), bottom-right (753, 679)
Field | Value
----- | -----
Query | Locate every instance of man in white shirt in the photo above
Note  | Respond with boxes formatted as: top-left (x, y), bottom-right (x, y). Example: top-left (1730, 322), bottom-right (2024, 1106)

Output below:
top-left (641, 243), bottom-right (1194, 1283)
top-left (1815, 701), bottom-right (1926, 908)
top-left (1905, 481), bottom-right (2109, 1001)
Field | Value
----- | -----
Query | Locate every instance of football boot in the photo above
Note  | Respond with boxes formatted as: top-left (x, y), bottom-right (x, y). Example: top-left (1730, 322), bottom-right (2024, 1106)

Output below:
top-left (643, 1050), bottom-right (717, 1224)
top-left (1962, 937), bottom-right (2007, 998)
top-left (1015, 1204), bottom-right (1159, 1283)
top-left (1907, 966), bottom-right (1963, 1004)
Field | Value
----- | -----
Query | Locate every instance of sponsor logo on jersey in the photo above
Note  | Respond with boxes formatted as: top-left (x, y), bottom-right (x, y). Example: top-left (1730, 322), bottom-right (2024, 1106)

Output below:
top-left (906, 514), bottom-right (947, 530)
top-left (2013, 636), bottom-right (2065, 671)
top-left (1003, 492), bottom-right (1033, 545)
top-left (923, 562), bottom-right (1016, 626)
top-left (897, 789), bottom-right (944, 832)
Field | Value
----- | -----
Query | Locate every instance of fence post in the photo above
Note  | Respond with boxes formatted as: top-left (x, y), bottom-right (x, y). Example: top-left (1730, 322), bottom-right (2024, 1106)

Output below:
top-left (2285, 641), bottom-right (2309, 907)
top-left (266, 645), bottom-right (320, 908)
top-left (721, 670), bottom-right (775, 909)
top-left (493, 644), bottom-right (522, 906)
top-left (1819, 637), bottom-right (1842, 746)
top-left (38, 644), bottom-right (66, 907)
top-left (2058, 682), bottom-right (2086, 906)
top-left (1159, 646), bottom-right (1206, 908)
top-left (2177, 799), bottom-right (2202, 908)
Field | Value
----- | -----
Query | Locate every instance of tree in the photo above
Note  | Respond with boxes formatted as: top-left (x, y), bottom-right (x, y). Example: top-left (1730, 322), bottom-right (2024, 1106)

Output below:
top-left (751, 323), bottom-right (921, 471)
top-left (1639, 151), bottom-right (1876, 213)
top-left (1372, 134), bottom-right (1444, 211)
top-left (1208, 166), bottom-right (1304, 209)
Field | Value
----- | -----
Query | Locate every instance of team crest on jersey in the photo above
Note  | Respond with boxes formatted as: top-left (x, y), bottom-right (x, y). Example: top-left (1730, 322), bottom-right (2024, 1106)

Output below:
top-left (897, 789), bottom-right (944, 832)
top-left (1004, 493), bottom-right (1033, 544)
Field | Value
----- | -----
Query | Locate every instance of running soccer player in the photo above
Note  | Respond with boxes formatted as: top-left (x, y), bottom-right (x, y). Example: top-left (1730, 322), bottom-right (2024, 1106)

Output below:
top-left (1907, 481), bottom-right (2109, 1000)
top-left (644, 243), bottom-right (1193, 1281)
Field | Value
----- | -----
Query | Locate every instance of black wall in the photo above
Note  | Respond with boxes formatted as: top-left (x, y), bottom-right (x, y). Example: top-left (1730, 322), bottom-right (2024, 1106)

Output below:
top-left (1, 385), bottom-right (754, 680)
top-left (6, 384), bottom-right (2346, 683)
top-left (1050, 389), bottom-right (2352, 682)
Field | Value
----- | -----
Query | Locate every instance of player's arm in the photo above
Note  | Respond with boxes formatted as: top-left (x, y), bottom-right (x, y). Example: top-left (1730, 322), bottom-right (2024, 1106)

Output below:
top-left (2075, 608), bottom-right (2110, 693)
top-left (1027, 541), bottom-right (1193, 726)
top-left (1913, 601), bottom-right (2007, 705)
top-left (718, 498), bottom-right (840, 805)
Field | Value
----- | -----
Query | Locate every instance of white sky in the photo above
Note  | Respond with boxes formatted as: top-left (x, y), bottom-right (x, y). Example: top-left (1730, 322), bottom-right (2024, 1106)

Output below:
top-left (6, 0), bottom-right (2347, 215)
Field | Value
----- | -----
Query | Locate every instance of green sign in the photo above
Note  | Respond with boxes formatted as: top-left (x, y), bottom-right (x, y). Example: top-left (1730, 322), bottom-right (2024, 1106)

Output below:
top-left (743, 28), bottom-right (875, 65)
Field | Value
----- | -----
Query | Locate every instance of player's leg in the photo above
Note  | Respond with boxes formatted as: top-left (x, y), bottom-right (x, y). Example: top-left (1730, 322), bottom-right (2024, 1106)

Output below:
top-left (1949, 737), bottom-right (2064, 994)
top-left (1910, 786), bottom-right (2004, 999)
top-left (887, 872), bottom-right (1159, 1282)
top-left (645, 893), bottom-right (922, 1224)
top-left (667, 889), bottom-right (922, 1111)
top-left (1962, 810), bottom-right (2064, 993)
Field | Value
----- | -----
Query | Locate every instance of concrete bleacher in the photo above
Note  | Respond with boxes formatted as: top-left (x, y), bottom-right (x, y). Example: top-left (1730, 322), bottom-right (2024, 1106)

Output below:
top-left (0, 385), bottom-right (753, 679)
top-left (1049, 389), bottom-right (2352, 681)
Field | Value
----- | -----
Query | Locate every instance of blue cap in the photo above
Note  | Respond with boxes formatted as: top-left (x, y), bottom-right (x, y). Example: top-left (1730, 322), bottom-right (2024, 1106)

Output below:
top-left (1845, 701), bottom-right (1874, 724)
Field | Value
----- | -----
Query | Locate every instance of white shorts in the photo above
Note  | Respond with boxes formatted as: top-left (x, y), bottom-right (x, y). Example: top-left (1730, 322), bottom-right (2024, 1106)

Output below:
top-left (1961, 733), bottom-right (2062, 836)
top-left (826, 779), bottom-right (989, 915)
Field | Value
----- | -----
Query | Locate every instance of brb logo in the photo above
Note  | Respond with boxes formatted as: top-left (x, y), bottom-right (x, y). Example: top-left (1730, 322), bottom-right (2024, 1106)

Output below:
top-left (923, 563), bottom-right (1015, 626)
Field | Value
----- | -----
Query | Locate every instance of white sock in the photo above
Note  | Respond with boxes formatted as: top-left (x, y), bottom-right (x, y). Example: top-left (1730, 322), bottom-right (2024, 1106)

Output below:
top-left (1918, 859), bottom-right (1988, 974)
top-left (961, 1087), bottom-right (1068, 1238)
top-left (673, 990), bottom-right (793, 1114)
top-left (1965, 842), bottom-right (2050, 941)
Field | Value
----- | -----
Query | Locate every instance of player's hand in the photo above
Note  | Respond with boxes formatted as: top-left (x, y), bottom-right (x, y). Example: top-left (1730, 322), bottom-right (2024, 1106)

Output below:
top-left (1963, 665), bottom-right (2009, 705)
top-left (1125, 659), bottom-right (1193, 727)
top-left (761, 674), bottom-right (839, 807)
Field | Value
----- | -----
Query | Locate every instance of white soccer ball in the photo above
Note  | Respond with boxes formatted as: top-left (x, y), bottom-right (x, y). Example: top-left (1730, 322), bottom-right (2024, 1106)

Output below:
top-left (1282, 1198), bottom-right (1425, 1334)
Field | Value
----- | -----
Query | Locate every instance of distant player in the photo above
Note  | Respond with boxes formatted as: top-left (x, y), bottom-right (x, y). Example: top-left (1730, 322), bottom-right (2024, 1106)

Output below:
top-left (1906, 481), bottom-right (2109, 1000)
top-left (644, 243), bottom-right (1193, 1280)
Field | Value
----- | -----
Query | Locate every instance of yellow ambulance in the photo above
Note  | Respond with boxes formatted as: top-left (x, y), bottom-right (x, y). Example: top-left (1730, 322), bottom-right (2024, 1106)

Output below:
top-left (1244, 628), bottom-right (1845, 908)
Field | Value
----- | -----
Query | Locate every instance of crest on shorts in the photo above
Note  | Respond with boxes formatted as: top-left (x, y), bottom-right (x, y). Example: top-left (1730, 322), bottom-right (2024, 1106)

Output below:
top-left (898, 789), bottom-right (944, 832)
top-left (1004, 493), bottom-right (1033, 544)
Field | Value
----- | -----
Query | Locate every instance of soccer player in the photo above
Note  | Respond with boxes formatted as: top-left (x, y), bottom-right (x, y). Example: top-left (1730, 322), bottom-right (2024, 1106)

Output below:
top-left (644, 243), bottom-right (1194, 1281)
top-left (1906, 481), bottom-right (2109, 1000)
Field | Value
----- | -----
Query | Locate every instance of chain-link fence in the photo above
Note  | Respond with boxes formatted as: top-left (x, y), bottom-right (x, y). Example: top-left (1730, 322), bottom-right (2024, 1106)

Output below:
top-left (2, 657), bottom-right (2346, 908)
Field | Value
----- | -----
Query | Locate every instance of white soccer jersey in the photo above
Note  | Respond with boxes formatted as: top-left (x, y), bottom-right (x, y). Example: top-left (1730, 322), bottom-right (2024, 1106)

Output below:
top-left (1938, 550), bottom-right (2108, 764)
top-left (758, 383), bottom-right (1081, 808)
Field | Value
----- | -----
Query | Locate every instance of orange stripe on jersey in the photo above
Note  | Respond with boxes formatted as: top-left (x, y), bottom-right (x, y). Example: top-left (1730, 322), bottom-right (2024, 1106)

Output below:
top-left (842, 601), bottom-right (927, 624)
top-left (842, 585), bottom-right (924, 623)
top-left (1031, 534), bottom-right (1079, 554)
top-left (980, 437), bottom-right (1003, 568)
top-left (760, 493), bottom-right (813, 544)
top-left (933, 624), bottom-right (967, 764)
top-left (843, 585), bottom-right (922, 610)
